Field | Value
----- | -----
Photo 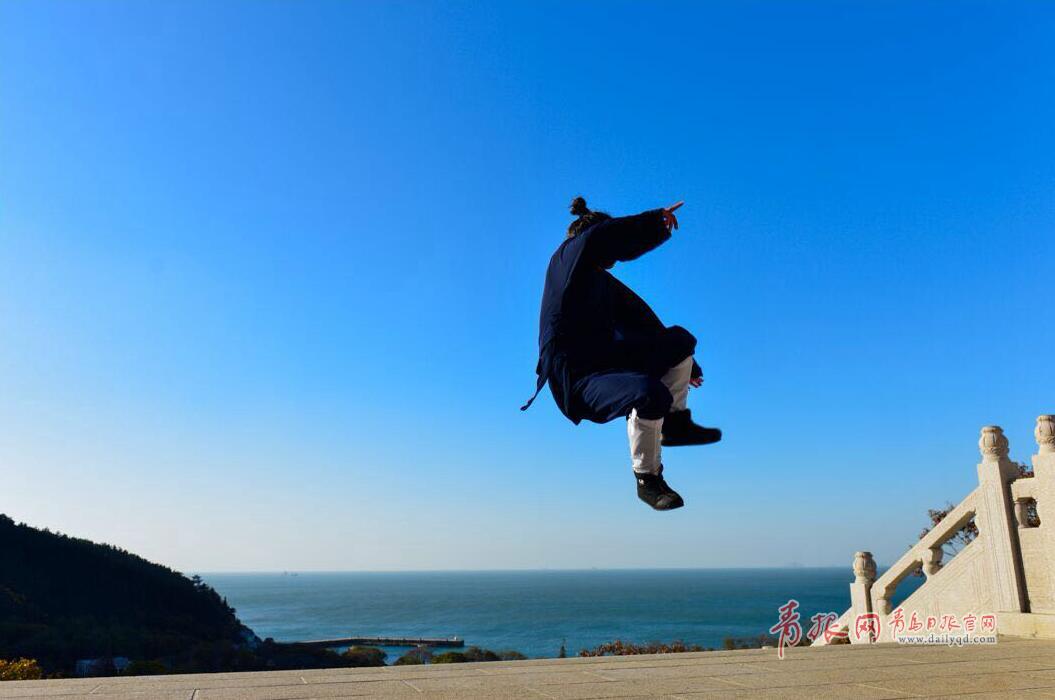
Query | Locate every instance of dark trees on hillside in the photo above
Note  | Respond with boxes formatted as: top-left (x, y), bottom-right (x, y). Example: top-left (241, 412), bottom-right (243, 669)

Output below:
top-left (0, 514), bottom-right (246, 674)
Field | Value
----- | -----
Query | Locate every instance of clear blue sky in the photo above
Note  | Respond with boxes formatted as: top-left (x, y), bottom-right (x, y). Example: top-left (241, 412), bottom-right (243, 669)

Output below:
top-left (2, 1), bottom-right (1052, 573)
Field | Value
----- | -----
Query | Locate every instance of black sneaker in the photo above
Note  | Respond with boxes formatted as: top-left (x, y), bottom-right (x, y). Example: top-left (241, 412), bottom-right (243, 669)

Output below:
top-left (661, 409), bottom-right (722, 447)
top-left (635, 470), bottom-right (684, 511)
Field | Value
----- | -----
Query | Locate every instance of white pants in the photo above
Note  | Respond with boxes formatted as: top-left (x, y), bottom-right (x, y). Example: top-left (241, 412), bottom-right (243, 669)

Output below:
top-left (627, 356), bottom-right (694, 474)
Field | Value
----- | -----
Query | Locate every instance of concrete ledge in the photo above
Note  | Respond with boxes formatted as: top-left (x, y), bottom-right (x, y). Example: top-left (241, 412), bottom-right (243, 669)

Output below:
top-left (2, 637), bottom-right (1055, 699)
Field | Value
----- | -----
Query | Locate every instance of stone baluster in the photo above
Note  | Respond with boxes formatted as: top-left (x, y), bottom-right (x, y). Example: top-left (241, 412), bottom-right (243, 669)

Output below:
top-left (975, 425), bottom-right (1027, 613)
top-left (921, 546), bottom-right (944, 577)
top-left (1014, 499), bottom-right (1032, 528)
top-left (1031, 415), bottom-right (1055, 606)
top-left (849, 551), bottom-right (877, 645)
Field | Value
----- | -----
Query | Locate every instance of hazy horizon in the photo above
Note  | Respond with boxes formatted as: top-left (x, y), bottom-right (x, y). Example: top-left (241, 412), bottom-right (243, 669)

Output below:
top-left (195, 565), bottom-right (850, 574)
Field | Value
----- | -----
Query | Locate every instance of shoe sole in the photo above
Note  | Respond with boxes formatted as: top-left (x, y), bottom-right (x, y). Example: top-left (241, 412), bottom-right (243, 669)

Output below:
top-left (662, 434), bottom-right (722, 447)
top-left (654, 500), bottom-right (684, 511)
top-left (640, 496), bottom-right (685, 511)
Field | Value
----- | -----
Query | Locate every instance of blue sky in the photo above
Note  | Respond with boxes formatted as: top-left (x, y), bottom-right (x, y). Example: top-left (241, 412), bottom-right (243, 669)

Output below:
top-left (2, 1), bottom-right (1052, 573)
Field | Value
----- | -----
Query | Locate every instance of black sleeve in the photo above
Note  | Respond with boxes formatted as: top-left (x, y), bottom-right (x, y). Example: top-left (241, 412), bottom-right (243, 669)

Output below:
top-left (580, 210), bottom-right (670, 266)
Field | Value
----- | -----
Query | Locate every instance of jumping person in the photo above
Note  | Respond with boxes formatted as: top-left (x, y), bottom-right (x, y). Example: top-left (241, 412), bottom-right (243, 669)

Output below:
top-left (521, 197), bottom-right (721, 511)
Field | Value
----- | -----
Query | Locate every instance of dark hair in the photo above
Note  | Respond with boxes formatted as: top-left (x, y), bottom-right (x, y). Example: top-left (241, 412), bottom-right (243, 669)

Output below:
top-left (566, 196), bottom-right (611, 238)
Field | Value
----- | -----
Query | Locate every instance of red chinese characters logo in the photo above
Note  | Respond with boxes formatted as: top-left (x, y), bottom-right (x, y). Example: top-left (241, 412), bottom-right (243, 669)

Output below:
top-left (854, 612), bottom-right (881, 642)
top-left (890, 607), bottom-right (906, 636)
top-left (807, 612), bottom-right (846, 644)
top-left (769, 599), bottom-right (803, 659)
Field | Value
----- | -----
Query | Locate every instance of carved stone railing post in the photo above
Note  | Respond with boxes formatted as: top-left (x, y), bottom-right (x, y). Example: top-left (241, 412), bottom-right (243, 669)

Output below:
top-left (849, 551), bottom-right (876, 644)
top-left (1014, 498), bottom-right (1037, 528)
top-left (1031, 415), bottom-right (1055, 609)
top-left (1033, 416), bottom-right (1055, 524)
top-left (976, 425), bottom-right (1027, 613)
top-left (921, 546), bottom-right (944, 577)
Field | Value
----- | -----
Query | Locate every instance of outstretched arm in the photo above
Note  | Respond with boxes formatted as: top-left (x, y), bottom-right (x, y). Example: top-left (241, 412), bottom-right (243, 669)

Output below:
top-left (582, 201), bottom-right (684, 266)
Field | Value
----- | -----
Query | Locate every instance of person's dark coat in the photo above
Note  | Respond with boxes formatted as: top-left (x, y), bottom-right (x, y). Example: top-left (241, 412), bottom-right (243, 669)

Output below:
top-left (522, 209), bottom-right (701, 424)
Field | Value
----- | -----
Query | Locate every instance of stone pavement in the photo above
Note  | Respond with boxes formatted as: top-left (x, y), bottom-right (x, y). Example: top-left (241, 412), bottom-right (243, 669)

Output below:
top-left (3, 637), bottom-right (1055, 699)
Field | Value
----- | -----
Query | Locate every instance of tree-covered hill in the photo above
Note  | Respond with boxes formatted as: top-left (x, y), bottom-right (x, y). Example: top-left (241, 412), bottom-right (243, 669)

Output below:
top-left (0, 515), bottom-right (399, 677)
top-left (0, 514), bottom-right (256, 674)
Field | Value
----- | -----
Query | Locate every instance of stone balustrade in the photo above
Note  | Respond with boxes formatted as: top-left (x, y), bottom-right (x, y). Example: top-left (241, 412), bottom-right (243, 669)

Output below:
top-left (819, 415), bottom-right (1055, 644)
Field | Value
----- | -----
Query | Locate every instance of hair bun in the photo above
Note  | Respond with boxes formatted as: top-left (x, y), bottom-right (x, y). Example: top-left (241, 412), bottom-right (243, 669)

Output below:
top-left (569, 196), bottom-right (590, 218)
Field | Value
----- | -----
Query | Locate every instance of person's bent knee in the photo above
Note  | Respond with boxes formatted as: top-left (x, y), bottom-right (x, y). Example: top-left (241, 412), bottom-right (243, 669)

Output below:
top-left (666, 325), bottom-right (697, 363)
top-left (634, 381), bottom-right (673, 420)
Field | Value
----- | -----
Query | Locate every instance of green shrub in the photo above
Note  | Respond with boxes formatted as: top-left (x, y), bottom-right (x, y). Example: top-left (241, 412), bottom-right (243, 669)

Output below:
top-left (396, 646), bottom-right (522, 666)
top-left (431, 651), bottom-right (467, 664)
top-left (393, 647), bottom-right (430, 665)
top-left (578, 640), bottom-right (707, 657)
top-left (0, 658), bottom-right (43, 681)
top-left (341, 646), bottom-right (386, 667)
top-left (462, 646), bottom-right (500, 662)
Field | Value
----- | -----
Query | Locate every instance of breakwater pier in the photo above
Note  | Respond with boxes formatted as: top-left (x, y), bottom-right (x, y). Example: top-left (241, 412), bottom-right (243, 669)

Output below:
top-left (287, 636), bottom-right (463, 649)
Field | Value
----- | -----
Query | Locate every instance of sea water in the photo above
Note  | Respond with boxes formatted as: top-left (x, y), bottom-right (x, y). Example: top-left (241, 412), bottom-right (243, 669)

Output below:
top-left (204, 569), bottom-right (922, 661)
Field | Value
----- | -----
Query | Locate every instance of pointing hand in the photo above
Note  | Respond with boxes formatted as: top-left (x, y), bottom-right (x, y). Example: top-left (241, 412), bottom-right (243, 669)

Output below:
top-left (662, 201), bottom-right (684, 232)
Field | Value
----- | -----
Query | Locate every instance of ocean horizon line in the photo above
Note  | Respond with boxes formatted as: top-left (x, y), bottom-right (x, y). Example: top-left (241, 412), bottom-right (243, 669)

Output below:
top-left (198, 565), bottom-right (867, 575)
